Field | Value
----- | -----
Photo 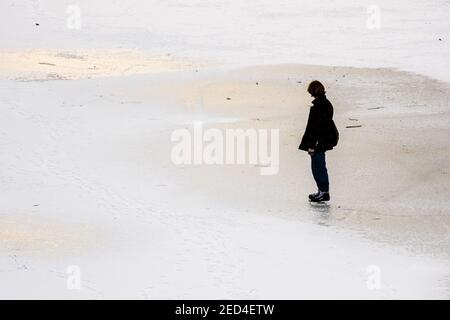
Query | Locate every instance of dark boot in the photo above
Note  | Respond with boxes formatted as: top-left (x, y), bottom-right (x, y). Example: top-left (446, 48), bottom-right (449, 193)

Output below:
top-left (310, 191), bottom-right (330, 202)
top-left (308, 191), bottom-right (320, 200)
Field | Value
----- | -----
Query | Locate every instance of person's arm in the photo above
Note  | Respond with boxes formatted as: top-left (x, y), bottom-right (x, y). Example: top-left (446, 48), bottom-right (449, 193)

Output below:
top-left (308, 104), bottom-right (333, 151)
top-left (306, 107), bottom-right (319, 150)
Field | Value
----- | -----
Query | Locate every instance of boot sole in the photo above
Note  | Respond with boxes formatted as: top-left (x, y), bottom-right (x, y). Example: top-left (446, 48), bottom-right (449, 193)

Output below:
top-left (309, 197), bottom-right (330, 203)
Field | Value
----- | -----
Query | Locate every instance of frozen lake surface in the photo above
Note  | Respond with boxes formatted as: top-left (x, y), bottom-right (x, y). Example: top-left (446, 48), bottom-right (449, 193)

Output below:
top-left (1, 0), bottom-right (449, 81)
top-left (0, 0), bottom-right (449, 299)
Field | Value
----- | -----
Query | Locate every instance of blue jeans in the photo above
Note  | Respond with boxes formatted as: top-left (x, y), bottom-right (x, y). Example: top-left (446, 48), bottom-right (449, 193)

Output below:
top-left (310, 152), bottom-right (329, 192)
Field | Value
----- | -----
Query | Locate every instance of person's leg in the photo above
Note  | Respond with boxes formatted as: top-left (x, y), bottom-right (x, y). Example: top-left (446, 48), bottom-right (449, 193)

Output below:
top-left (310, 152), bottom-right (330, 202)
top-left (313, 152), bottom-right (329, 192)
top-left (310, 153), bottom-right (320, 189)
top-left (309, 154), bottom-right (321, 199)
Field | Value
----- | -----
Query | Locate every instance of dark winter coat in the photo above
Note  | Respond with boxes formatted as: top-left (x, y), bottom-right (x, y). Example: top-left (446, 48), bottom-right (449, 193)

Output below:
top-left (298, 94), bottom-right (339, 152)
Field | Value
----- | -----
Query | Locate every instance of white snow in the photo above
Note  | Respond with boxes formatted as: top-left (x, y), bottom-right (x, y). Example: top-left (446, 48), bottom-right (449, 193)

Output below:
top-left (1, 0), bottom-right (449, 82)
top-left (0, 0), bottom-right (449, 299)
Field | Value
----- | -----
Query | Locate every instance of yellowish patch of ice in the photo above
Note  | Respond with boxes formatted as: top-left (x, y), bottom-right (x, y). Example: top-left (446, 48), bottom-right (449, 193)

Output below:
top-left (0, 49), bottom-right (206, 81)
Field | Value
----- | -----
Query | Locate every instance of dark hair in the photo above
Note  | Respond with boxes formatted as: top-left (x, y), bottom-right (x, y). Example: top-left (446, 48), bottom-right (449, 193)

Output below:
top-left (307, 80), bottom-right (326, 97)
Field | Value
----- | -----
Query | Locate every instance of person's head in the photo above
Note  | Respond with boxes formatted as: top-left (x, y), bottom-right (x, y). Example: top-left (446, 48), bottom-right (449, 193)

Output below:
top-left (307, 80), bottom-right (326, 98)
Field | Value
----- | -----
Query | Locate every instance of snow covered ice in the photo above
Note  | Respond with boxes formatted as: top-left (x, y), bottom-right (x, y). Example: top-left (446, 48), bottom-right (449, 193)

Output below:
top-left (0, 0), bottom-right (449, 299)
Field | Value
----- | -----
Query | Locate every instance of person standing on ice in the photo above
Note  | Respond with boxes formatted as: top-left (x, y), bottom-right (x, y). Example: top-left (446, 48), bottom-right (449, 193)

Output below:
top-left (299, 81), bottom-right (339, 202)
